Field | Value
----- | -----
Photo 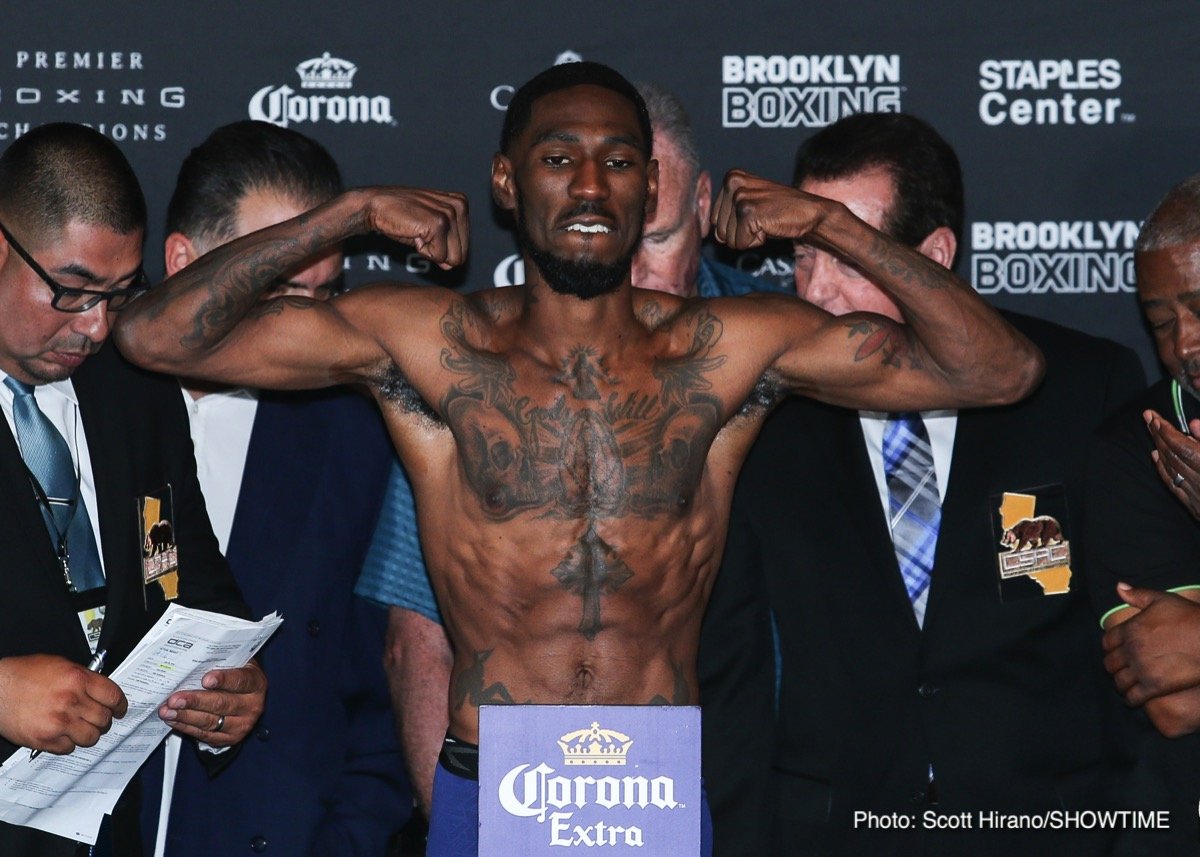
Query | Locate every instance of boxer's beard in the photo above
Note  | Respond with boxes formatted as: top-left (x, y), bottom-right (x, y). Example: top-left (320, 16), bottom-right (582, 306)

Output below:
top-left (516, 197), bottom-right (639, 301)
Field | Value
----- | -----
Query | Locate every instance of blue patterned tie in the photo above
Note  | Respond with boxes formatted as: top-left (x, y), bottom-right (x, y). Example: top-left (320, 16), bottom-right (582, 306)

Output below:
top-left (883, 412), bottom-right (940, 627)
top-left (4, 377), bottom-right (105, 592)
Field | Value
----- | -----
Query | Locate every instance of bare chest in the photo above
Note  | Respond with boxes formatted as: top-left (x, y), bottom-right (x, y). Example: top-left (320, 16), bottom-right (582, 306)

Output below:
top-left (442, 354), bottom-right (725, 522)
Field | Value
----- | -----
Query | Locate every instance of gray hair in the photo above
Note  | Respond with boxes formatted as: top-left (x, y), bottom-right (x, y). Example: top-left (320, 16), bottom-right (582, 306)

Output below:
top-left (635, 82), bottom-right (701, 184)
top-left (1136, 172), bottom-right (1200, 253)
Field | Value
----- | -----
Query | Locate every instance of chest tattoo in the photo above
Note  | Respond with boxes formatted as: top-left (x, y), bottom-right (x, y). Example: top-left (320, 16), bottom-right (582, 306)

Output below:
top-left (553, 346), bottom-right (619, 401)
top-left (438, 302), bottom-right (732, 639)
top-left (551, 525), bottom-right (635, 640)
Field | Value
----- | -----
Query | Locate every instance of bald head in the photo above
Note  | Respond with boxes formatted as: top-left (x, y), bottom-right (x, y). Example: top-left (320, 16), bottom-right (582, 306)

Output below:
top-left (1135, 174), bottom-right (1200, 398)
top-left (1136, 173), bottom-right (1200, 254)
top-left (0, 123), bottom-right (145, 243)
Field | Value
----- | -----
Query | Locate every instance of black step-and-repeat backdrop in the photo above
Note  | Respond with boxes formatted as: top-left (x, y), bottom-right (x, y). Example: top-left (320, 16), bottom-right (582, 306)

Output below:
top-left (3, 2), bottom-right (1196, 377)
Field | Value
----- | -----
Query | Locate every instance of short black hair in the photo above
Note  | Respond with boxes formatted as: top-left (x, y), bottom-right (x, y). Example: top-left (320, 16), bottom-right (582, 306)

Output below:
top-left (500, 61), bottom-right (652, 157)
top-left (0, 122), bottom-right (146, 240)
top-left (792, 112), bottom-right (963, 247)
top-left (166, 120), bottom-right (342, 247)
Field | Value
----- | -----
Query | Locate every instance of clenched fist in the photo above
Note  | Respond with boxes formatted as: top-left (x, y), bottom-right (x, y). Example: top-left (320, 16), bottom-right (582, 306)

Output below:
top-left (711, 169), bottom-right (830, 249)
top-left (364, 187), bottom-right (470, 270)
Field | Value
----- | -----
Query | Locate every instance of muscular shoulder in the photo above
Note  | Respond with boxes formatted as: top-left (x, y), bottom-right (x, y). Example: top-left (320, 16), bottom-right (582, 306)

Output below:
top-left (360, 286), bottom-right (521, 423)
top-left (633, 289), bottom-right (805, 349)
top-left (333, 281), bottom-right (461, 335)
top-left (634, 293), bottom-right (789, 425)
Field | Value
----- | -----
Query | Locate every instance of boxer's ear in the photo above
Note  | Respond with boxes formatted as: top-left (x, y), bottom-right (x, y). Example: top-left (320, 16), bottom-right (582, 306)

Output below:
top-left (695, 169), bottom-right (713, 240)
top-left (492, 154), bottom-right (516, 211)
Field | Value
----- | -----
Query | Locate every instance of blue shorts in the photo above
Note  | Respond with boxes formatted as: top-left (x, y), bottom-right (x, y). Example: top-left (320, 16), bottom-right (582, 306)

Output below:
top-left (427, 759), bottom-right (714, 856)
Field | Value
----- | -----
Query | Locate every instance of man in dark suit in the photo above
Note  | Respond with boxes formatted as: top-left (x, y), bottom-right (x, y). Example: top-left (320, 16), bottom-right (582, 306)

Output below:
top-left (1086, 173), bottom-right (1200, 855)
top-left (0, 124), bottom-right (266, 856)
top-left (139, 122), bottom-right (411, 856)
top-left (700, 113), bottom-right (1145, 856)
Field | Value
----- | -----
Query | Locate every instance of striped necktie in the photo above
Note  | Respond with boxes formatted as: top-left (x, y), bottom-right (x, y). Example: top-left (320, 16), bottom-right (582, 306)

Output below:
top-left (4, 376), bottom-right (105, 592)
top-left (882, 412), bottom-right (940, 627)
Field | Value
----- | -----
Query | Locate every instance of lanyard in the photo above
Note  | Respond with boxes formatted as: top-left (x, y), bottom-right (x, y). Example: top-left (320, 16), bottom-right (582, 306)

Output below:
top-left (1172, 379), bottom-right (1193, 436)
top-left (18, 457), bottom-right (83, 591)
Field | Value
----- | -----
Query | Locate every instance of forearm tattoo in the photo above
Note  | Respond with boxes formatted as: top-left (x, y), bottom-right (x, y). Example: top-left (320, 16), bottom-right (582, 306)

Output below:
top-left (175, 214), bottom-right (348, 350)
top-left (864, 231), bottom-right (947, 291)
top-left (246, 294), bottom-right (318, 319)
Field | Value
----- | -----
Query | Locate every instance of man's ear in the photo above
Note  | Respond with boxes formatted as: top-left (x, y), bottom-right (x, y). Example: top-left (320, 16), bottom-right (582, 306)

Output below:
top-left (163, 232), bottom-right (200, 277)
top-left (492, 153), bottom-right (516, 211)
top-left (644, 157), bottom-right (659, 224)
top-left (916, 226), bottom-right (957, 271)
top-left (695, 169), bottom-right (713, 239)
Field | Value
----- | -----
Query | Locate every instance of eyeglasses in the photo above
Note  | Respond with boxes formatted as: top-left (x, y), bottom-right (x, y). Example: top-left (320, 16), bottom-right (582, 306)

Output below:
top-left (0, 220), bottom-right (149, 312)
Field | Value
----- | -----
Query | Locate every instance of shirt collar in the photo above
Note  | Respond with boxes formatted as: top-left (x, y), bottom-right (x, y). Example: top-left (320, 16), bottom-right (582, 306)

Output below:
top-left (0, 369), bottom-right (79, 405)
top-left (180, 384), bottom-right (259, 404)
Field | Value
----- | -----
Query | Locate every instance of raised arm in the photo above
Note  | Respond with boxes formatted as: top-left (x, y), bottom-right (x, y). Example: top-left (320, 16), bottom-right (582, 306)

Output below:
top-left (711, 170), bottom-right (1043, 411)
top-left (114, 187), bottom-right (468, 390)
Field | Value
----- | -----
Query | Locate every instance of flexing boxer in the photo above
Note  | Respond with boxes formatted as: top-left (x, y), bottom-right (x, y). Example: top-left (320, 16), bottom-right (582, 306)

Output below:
top-left (115, 62), bottom-right (1041, 849)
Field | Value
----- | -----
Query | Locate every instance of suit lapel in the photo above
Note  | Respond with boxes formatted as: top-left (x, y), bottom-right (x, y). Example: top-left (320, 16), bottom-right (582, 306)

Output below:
top-left (923, 408), bottom-right (985, 631)
top-left (226, 394), bottom-right (323, 598)
top-left (73, 356), bottom-right (134, 655)
top-left (0, 409), bottom-right (77, 608)
top-left (803, 401), bottom-right (919, 629)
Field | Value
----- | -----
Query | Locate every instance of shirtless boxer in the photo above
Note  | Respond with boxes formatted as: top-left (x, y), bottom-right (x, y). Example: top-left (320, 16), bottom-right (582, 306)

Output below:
top-left (114, 62), bottom-right (1042, 853)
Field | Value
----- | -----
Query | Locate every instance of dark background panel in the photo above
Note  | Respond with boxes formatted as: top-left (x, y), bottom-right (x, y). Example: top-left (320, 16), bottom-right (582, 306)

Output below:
top-left (1, 1), bottom-right (1195, 377)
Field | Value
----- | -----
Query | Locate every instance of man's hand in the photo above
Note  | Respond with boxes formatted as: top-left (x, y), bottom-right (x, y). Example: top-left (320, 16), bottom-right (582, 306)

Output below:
top-left (1146, 410), bottom-right (1200, 520)
top-left (365, 187), bottom-right (470, 270)
top-left (1104, 584), bottom-right (1200, 706)
top-left (0, 654), bottom-right (127, 754)
top-left (158, 660), bottom-right (266, 747)
top-left (710, 170), bottom-right (829, 249)
top-left (1143, 687), bottom-right (1200, 738)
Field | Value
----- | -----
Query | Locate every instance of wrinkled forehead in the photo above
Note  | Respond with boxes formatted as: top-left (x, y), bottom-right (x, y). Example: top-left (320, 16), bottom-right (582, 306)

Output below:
top-left (799, 166), bottom-right (897, 234)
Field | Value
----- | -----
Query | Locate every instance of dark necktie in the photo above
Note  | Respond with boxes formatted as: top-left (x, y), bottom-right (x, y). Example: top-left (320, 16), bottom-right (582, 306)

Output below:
top-left (882, 412), bottom-right (940, 627)
top-left (4, 376), bottom-right (105, 591)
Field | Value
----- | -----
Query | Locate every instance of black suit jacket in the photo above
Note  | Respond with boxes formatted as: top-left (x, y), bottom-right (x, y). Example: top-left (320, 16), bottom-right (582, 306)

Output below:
top-left (140, 388), bottom-right (410, 856)
top-left (699, 313), bottom-right (1145, 857)
top-left (1085, 380), bottom-right (1200, 856)
top-left (0, 345), bottom-right (246, 857)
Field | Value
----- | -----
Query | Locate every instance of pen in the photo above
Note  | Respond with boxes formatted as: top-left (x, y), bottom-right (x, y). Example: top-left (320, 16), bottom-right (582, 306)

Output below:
top-left (30, 649), bottom-right (107, 760)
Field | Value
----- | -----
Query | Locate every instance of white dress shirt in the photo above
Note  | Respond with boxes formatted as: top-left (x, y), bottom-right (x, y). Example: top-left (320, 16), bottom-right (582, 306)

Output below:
top-left (153, 385), bottom-right (257, 857)
top-left (859, 409), bottom-right (958, 626)
top-left (180, 386), bottom-right (259, 554)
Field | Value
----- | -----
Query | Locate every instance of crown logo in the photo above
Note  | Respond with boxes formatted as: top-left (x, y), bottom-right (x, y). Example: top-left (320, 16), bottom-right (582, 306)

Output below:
top-left (558, 721), bottom-right (632, 766)
top-left (554, 50), bottom-right (583, 66)
top-left (296, 53), bottom-right (357, 89)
